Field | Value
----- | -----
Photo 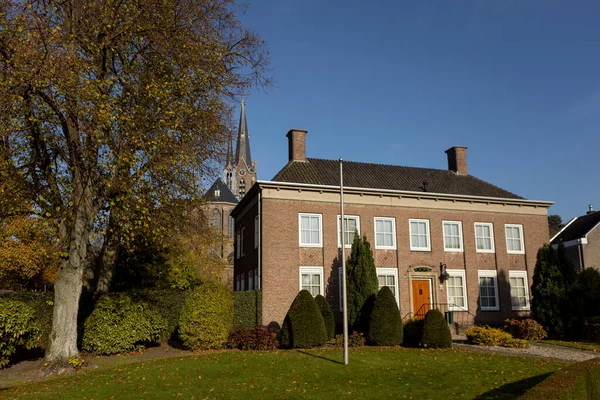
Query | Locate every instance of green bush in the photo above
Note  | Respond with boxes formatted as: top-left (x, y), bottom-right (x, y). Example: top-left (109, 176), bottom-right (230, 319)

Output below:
top-left (466, 325), bottom-right (530, 348)
top-left (331, 332), bottom-right (365, 347)
top-left (178, 281), bottom-right (233, 350)
top-left (315, 295), bottom-right (335, 340)
top-left (0, 291), bottom-right (53, 350)
top-left (130, 289), bottom-right (191, 342)
top-left (583, 316), bottom-right (600, 341)
top-left (346, 233), bottom-right (379, 332)
top-left (421, 309), bottom-right (452, 348)
top-left (82, 294), bottom-right (167, 355)
top-left (503, 318), bottom-right (547, 340)
top-left (521, 358), bottom-right (600, 400)
top-left (366, 286), bottom-right (402, 346)
top-left (280, 290), bottom-right (327, 349)
top-left (403, 318), bottom-right (424, 347)
top-left (579, 268), bottom-right (600, 317)
top-left (233, 290), bottom-right (262, 330)
top-left (0, 298), bottom-right (42, 368)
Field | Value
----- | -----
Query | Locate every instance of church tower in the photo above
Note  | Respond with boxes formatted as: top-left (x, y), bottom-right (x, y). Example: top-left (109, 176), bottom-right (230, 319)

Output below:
top-left (224, 100), bottom-right (256, 198)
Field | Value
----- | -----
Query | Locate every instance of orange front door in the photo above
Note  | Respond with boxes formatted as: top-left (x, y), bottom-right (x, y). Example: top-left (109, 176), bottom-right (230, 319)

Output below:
top-left (412, 280), bottom-right (431, 318)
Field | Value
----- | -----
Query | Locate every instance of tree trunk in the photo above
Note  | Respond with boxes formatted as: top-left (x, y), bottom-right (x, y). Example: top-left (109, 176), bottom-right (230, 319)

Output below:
top-left (94, 230), bottom-right (118, 295)
top-left (46, 180), bottom-right (95, 366)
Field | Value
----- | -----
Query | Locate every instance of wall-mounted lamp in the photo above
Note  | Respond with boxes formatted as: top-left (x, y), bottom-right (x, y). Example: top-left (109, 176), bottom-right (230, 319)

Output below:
top-left (439, 262), bottom-right (450, 284)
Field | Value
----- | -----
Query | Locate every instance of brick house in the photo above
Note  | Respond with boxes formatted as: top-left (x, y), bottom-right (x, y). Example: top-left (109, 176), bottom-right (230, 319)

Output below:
top-left (231, 129), bottom-right (553, 327)
top-left (551, 206), bottom-right (600, 270)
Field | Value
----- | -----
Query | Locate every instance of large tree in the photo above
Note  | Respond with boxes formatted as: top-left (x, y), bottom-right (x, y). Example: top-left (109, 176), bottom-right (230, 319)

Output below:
top-left (346, 232), bottom-right (379, 332)
top-left (0, 0), bottom-right (269, 368)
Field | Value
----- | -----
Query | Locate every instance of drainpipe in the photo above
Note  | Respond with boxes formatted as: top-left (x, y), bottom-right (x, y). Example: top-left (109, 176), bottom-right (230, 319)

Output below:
top-left (257, 188), bottom-right (262, 290)
top-left (579, 240), bottom-right (586, 270)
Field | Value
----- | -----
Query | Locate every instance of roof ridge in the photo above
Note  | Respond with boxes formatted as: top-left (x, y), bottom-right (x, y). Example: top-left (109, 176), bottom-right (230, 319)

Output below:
top-left (306, 157), bottom-right (451, 174)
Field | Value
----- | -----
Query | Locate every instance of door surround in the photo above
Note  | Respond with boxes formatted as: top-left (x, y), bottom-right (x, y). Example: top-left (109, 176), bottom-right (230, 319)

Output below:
top-left (407, 265), bottom-right (439, 317)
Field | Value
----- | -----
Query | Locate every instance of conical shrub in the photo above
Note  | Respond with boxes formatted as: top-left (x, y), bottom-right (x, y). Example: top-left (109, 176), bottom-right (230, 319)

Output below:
top-left (421, 309), bottom-right (452, 348)
top-left (366, 286), bottom-right (402, 346)
top-left (280, 290), bottom-right (327, 348)
top-left (315, 295), bottom-right (335, 340)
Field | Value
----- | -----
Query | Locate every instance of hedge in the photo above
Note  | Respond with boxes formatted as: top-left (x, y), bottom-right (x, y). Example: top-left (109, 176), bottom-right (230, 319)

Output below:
top-left (421, 309), bottom-right (452, 348)
top-left (130, 289), bottom-right (190, 342)
top-left (0, 298), bottom-right (42, 368)
top-left (82, 293), bottom-right (167, 355)
top-left (0, 291), bottom-right (53, 350)
top-left (280, 290), bottom-right (327, 349)
top-left (233, 290), bottom-right (262, 330)
top-left (366, 286), bottom-right (402, 346)
top-left (403, 318), bottom-right (424, 347)
top-left (521, 358), bottom-right (600, 399)
top-left (178, 281), bottom-right (233, 350)
top-left (315, 295), bottom-right (335, 341)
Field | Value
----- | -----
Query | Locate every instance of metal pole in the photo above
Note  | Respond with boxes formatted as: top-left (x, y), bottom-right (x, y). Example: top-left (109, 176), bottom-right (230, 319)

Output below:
top-left (340, 158), bottom-right (348, 365)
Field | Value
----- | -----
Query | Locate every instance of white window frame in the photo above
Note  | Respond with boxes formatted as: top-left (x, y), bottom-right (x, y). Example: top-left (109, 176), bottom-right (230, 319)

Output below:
top-left (478, 270), bottom-right (499, 311)
top-left (298, 213), bottom-right (323, 248)
top-left (475, 222), bottom-right (495, 253)
top-left (254, 215), bottom-right (259, 249)
top-left (505, 224), bottom-right (525, 254)
top-left (374, 217), bottom-right (396, 250)
top-left (227, 215), bottom-right (234, 237)
top-left (337, 215), bottom-right (360, 248)
top-left (299, 266), bottom-right (324, 297)
top-left (509, 270), bottom-right (530, 311)
top-left (446, 269), bottom-right (468, 311)
top-left (409, 218), bottom-right (431, 251)
top-left (442, 221), bottom-right (463, 252)
top-left (377, 268), bottom-right (399, 306)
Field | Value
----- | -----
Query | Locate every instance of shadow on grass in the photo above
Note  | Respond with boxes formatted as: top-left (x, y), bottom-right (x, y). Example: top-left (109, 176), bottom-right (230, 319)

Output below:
top-left (476, 372), bottom-right (552, 399)
top-left (296, 350), bottom-right (344, 365)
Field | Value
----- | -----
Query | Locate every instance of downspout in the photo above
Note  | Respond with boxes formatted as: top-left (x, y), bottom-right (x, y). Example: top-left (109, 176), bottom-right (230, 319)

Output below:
top-left (579, 240), bottom-right (586, 270)
top-left (257, 188), bottom-right (262, 290)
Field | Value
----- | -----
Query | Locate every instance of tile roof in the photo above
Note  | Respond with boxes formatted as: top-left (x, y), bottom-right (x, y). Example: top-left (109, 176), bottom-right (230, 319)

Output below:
top-left (272, 158), bottom-right (524, 199)
top-left (204, 178), bottom-right (239, 204)
top-left (551, 211), bottom-right (600, 243)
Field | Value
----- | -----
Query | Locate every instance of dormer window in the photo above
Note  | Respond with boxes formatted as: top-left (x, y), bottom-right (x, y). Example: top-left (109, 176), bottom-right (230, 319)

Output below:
top-left (214, 189), bottom-right (220, 197)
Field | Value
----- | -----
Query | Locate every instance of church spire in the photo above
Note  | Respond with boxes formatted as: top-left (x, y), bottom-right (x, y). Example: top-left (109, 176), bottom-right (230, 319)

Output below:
top-left (225, 131), bottom-right (234, 169)
top-left (234, 100), bottom-right (252, 169)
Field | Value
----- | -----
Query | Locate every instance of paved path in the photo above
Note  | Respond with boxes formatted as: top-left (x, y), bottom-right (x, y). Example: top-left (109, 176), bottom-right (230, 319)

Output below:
top-left (453, 341), bottom-right (599, 362)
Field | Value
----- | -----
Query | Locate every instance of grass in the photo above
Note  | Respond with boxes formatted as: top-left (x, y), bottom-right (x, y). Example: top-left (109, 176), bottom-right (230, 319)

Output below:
top-left (537, 339), bottom-right (600, 352)
top-left (1, 347), bottom-right (565, 399)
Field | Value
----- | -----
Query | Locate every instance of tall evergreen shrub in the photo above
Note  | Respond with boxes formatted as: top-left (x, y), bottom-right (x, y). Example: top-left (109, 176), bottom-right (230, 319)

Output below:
top-left (366, 286), bottom-right (402, 346)
top-left (315, 295), bottom-right (335, 340)
top-left (421, 309), bottom-right (452, 348)
top-left (280, 290), bottom-right (327, 348)
top-left (346, 232), bottom-right (378, 332)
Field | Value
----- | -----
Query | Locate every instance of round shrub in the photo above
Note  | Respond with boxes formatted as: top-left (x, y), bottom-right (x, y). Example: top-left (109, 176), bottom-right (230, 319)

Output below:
top-left (315, 295), bottom-right (335, 340)
top-left (503, 318), bottom-right (547, 340)
top-left (82, 294), bottom-right (167, 355)
top-left (280, 290), bottom-right (327, 348)
top-left (421, 309), bottom-right (452, 348)
top-left (0, 298), bottom-right (41, 368)
top-left (178, 281), bottom-right (233, 350)
top-left (366, 286), bottom-right (402, 346)
top-left (403, 318), bottom-right (424, 347)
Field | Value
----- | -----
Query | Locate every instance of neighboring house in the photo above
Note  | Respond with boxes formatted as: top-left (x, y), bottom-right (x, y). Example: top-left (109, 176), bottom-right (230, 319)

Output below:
top-left (204, 101), bottom-right (257, 286)
top-left (231, 129), bottom-right (553, 327)
top-left (551, 206), bottom-right (600, 270)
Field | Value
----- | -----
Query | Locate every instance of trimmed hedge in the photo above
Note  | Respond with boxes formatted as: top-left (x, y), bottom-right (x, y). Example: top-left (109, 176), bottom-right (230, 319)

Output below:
top-left (0, 291), bottom-right (53, 350)
top-left (366, 287), bottom-right (402, 346)
top-left (403, 318), bottom-right (424, 347)
top-left (421, 309), bottom-right (452, 348)
top-left (233, 290), bottom-right (262, 330)
top-left (227, 325), bottom-right (278, 350)
top-left (521, 358), bottom-right (600, 399)
top-left (178, 281), bottom-right (233, 350)
top-left (130, 289), bottom-right (190, 342)
top-left (82, 293), bottom-right (167, 355)
top-left (315, 295), bottom-right (335, 340)
top-left (280, 290), bottom-right (327, 349)
top-left (0, 298), bottom-right (42, 368)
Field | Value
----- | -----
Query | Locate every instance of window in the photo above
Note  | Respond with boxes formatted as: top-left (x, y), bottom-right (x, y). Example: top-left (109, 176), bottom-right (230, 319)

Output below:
top-left (241, 273), bottom-right (246, 291)
top-left (505, 224), bottom-right (524, 254)
top-left (446, 269), bottom-right (467, 311)
top-left (210, 209), bottom-right (221, 229)
top-left (249, 269), bottom-right (254, 290)
top-left (228, 215), bottom-right (234, 237)
top-left (475, 222), bottom-right (495, 253)
top-left (299, 267), bottom-right (323, 297)
top-left (409, 219), bottom-right (431, 251)
top-left (239, 179), bottom-right (246, 197)
top-left (374, 217), bottom-right (396, 249)
top-left (509, 271), bottom-right (530, 310)
top-left (478, 270), bottom-right (499, 311)
top-left (337, 216), bottom-right (360, 247)
top-left (299, 213), bottom-right (322, 247)
top-left (443, 221), bottom-right (463, 252)
top-left (377, 268), bottom-right (399, 305)
top-left (254, 215), bottom-right (259, 249)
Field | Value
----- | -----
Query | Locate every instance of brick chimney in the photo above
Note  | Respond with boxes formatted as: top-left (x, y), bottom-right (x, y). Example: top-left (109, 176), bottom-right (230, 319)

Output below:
top-left (445, 146), bottom-right (468, 175)
top-left (588, 204), bottom-right (594, 215)
top-left (287, 129), bottom-right (308, 162)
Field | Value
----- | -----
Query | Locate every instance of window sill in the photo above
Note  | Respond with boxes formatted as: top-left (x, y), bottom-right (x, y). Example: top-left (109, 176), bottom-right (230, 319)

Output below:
top-left (444, 248), bottom-right (464, 253)
top-left (476, 249), bottom-right (495, 254)
top-left (410, 248), bottom-right (431, 252)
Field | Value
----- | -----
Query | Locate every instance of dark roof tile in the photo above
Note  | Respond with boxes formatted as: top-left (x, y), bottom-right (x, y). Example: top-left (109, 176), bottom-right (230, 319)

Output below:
top-left (551, 211), bottom-right (600, 243)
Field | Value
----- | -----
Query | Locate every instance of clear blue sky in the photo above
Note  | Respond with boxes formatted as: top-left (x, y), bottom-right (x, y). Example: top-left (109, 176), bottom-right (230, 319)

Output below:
top-left (237, 0), bottom-right (600, 223)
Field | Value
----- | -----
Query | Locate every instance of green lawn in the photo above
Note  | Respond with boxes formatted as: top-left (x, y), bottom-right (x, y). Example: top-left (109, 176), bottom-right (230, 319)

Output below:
top-left (537, 340), bottom-right (600, 352)
top-left (1, 347), bottom-right (565, 399)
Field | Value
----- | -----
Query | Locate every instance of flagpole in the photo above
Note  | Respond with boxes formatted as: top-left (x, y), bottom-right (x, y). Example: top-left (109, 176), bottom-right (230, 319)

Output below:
top-left (340, 158), bottom-right (348, 365)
